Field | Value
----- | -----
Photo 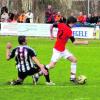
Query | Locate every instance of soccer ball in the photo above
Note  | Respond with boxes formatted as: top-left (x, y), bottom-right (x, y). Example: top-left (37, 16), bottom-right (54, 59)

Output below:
top-left (77, 75), bottom-right (87, 85)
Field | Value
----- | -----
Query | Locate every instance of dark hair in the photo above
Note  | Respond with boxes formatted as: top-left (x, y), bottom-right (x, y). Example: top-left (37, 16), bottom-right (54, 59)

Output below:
top-left (9, 13), bottom-right (15, 20)
top-left (1, 6), bottom-right (8, 14)
top-left (18, 36), bottom-right (26, 45)
top-left (67, 16), bottom-right (77, 24)
top-left (59, 17), bottom-right (66, 23)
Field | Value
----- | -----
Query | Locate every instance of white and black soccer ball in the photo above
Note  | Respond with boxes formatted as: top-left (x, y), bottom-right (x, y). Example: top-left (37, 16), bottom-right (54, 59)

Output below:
top-left (77, 75), bottom-right (87, 85)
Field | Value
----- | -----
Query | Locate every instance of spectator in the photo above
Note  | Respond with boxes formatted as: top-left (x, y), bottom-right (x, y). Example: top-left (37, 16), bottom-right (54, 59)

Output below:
top-left (25, 10), bottom-right (34, 23)
top-left (8, 13), bottom-right (17, 23)
top-left (86, 13), bottom-right (92, 23)
top-left (92, 13), bottom-right (99, 24)
top-left (83, 15), bottom-right (87, 24)
top-left (18, 11), bottom-right (26, 23)
top-left (1, 11), bottom-right (9, 22)
top-left (70, 12), bottom-right (76, 18)
top-left (45, 5), bottom-right (54, 23)
top-left (77, 12), bottom-right (84, 23)
top-left (13, 10), bottom-right (19, 22)
top-left (70, 12), bottom-right (74, 16)
top-left (55, 12), bottom-right (62, 22)
top-left (69, 12), bottom-right (77, 27)
top-left (97, 17), bottom-right (100, 25)
top-left (1, 6), bottom-right (8, 15)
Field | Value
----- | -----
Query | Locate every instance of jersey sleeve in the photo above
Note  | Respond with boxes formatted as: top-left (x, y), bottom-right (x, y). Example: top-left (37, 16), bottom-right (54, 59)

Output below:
top-left (70, 36), bottom-right (75, 43)
top-left (9, 48), bottom-right (16, 59)
top-left (28, 48), bottom-right (37, 57)
top-left (67, 27), bottom-right (73, 38)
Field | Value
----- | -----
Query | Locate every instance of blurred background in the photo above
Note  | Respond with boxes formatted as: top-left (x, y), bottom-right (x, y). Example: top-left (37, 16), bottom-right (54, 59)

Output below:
top-left (0, 0), bottom-right (100, 23)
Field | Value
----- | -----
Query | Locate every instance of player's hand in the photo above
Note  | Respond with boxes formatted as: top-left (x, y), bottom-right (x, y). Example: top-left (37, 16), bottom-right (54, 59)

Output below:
top-left (40, 67), bottom-right (48, 75)
top-left (6, 42), bottom-right (12, 49)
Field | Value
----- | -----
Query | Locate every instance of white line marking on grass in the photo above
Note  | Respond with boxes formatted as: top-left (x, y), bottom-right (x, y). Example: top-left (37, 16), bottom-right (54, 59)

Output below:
top-left (0, 85), bottom-right (100, 90)
top-left (74, 98), bottom-right (90, 100)
top-left (44, 85), bottom-right (100, 88)
top-left (75, 47), bottom-right (100, 48)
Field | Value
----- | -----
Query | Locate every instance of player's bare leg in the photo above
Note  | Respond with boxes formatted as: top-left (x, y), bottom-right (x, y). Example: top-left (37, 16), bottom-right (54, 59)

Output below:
top-left (33, 65), bottom-right (55, 85)
top-left (46, 62), bottom-right (57, 69)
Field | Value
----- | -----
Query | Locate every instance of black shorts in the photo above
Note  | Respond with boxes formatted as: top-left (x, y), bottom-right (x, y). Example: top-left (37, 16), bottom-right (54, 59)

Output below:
top-left (18, 64), bottom-right (40, 80)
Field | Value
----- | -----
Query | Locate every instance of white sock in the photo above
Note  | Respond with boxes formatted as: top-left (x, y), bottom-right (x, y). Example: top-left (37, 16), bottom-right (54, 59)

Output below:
top-left (32, 73), bottom-right (39, 79)
top-left (38, 71), bottom-right (43, 76)
top-left (70, 63), bottom-right (77, 79)
top-left (35, 73), bottom-right (39, 78)
top-left (46, 65), bottom-right (50, 69)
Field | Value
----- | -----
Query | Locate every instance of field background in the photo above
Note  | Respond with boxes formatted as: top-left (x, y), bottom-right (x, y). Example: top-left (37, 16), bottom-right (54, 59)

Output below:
top-left (0, 36), bottom-right (100, 100)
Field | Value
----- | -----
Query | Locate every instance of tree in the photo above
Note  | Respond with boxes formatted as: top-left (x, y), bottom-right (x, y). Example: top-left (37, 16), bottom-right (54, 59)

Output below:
top-left (32, 0), bottom-right (45, 22)
top-left (13, 0), bottom-right (22, 13)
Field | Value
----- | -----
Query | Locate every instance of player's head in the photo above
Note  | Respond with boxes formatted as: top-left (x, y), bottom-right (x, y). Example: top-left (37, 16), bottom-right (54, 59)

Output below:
top-left (18, 36), bottom-right (27, 45)
top-left (59, 17), bottom-right (66, 23)
top-left (66, 16), bottom-right (77, 27)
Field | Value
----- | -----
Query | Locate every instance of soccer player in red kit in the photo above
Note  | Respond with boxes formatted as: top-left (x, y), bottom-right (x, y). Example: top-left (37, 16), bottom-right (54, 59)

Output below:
top-left (45, 16), bottom-right (88, 84)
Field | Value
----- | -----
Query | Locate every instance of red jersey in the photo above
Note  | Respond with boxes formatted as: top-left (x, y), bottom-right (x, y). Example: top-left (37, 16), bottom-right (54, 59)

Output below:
top-left (77, 15), bottom-right (84, 23)
top-left (54, 23), bottom-right (72, 51)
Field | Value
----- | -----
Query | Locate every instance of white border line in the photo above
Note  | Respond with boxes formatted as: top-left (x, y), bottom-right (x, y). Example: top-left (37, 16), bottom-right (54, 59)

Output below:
top-left (0, 85), bottom-right (99, 89)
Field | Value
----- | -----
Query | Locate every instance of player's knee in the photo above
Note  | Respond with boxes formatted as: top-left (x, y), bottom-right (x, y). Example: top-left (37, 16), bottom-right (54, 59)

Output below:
top-left (72, 58), bottom-right (77, 63)
top-left (50, 64), bottom-right (55, 68)
top-left (50, 62), bottom-right (56, 68)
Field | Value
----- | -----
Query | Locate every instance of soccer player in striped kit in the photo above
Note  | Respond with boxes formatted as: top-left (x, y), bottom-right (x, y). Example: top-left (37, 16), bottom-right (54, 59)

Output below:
top-left (6, 36), bottom-right (54, 85)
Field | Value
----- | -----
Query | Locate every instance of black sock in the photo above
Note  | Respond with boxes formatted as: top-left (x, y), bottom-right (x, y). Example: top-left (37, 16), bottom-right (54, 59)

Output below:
top-left (44, 66), bottom-right (50, 82)
top-left (12, 80), bottom-right (23, 85)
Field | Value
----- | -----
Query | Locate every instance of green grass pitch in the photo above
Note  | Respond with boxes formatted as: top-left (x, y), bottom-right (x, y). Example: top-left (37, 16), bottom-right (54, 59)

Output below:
top-left (0, 36), bottom-right (100, 100)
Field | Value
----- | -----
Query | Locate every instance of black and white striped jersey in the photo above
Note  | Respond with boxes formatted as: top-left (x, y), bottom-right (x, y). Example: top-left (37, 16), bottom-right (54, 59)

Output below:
top-left (9, 45), bottom-right (37, 72)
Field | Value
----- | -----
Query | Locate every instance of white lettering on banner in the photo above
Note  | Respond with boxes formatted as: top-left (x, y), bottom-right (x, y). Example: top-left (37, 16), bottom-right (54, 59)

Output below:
top-left (1, 23), bottom-right (95, 39)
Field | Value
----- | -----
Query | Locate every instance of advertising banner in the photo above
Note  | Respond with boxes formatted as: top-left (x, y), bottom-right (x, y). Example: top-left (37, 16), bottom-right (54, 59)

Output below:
top-left (1, 23), bottom-right (97, 39)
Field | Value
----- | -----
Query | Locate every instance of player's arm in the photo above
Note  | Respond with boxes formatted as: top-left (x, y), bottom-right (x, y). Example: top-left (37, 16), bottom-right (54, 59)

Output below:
top-left (50, 23), bottom-right (58, 40)
top-left (32, 56), bottom-right (44, 69)
top-left (70, 36), bottom-right (88, 45)
top-left (29, 49), bottom-right (48, 75)
top-left (6, 48), bottom-right (11, 60)
top-left (6, 42), bottom-right (12, 60)
top-left (6, 42), bottom-right (16, 60)
top-left (32, 57), bottom-right (48, 75)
